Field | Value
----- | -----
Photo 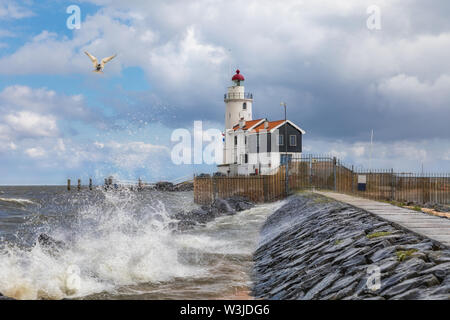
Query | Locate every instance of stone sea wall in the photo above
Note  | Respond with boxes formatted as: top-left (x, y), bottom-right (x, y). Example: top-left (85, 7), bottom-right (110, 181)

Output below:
top-left (252, 193), bottom-right (450, 300)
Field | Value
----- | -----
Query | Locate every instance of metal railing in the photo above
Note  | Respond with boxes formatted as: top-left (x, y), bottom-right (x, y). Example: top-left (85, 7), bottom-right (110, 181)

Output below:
top-left (224, 92), bottom-right (253, 100)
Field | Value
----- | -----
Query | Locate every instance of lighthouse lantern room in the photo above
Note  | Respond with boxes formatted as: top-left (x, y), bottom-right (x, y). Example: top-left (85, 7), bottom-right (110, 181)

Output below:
top-left (224, 69), bottom-right (253, 130)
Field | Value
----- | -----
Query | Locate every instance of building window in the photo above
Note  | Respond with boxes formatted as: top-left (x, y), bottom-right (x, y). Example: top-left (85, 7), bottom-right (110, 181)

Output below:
top-left (290, 135), bottom-right (297, 146)
top-left (229, 113), bottom-right (231, 119)
top-left (234, 136), bottom-right (237, 146)
top-left (245, 154), bottom-right (248, 163)
top-left (278, 135), bottom-right (284, 146)
top-left (245, 136), bottom-right (247, 145)
top-left (243, 102), bottom-right (247, 110)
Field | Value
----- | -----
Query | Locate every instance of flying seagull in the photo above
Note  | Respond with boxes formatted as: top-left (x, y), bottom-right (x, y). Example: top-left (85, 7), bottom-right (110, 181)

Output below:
top-left (84, 51), bottom-right (117, 73)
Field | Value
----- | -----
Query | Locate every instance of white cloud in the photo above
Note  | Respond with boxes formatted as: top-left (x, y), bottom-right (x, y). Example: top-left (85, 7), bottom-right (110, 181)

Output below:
top-left (0, 1), bottom-right (34, 20)
top-left (4, 111), bottom-right (58, 138)
top-left (0, 85), bottom-right (96, 125)
top-left (25, 147), bottom-right (46, 158)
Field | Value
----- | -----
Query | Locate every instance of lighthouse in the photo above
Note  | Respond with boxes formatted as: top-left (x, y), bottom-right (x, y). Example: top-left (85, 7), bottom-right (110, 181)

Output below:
top-left (224, 70), bottom-right (253, 129)
top-left (217, 69), bottom-right (306, 176)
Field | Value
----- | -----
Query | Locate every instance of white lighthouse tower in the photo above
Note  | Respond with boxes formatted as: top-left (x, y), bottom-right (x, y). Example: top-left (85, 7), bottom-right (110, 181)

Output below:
top-left (224, 69), bottom-right (253, 129)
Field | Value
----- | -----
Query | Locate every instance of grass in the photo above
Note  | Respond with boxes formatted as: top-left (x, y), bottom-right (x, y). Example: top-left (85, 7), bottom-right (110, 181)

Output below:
top-left (334, 239), bottom-right (343, 245)
top-left (396, 249), bottom-right (418, 262)
top-left (383, 200), bottom-right (424, 213)
top-left (366, 231), bottom-right (392, 239)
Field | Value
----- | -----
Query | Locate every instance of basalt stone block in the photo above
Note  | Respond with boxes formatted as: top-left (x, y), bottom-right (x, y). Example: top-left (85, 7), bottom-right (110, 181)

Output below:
top-left (369, 246), bottom-right (397, 263)
top-left (224, 196), bottom-right (255, 212)
top-left (320, 273), bottom-right (362, 297)
top-left (419, 262), bottom-right (450, 280)
top-left (378, 257), bottom-right (400, 273)
top-left (212, 198), bottom-right (236, 215)
top-left (333, 247), bottom-right (369, 265)
top-left (381, 269), bottom-right (420, 291)
top-left (390, 288), bottom-right (424, 300)
top-left (323, 283), bottom-right (357, 300)
top-left (342, 256), bottom-right (370, 270)
top-left (380, 274), bottom-right (439, 298)
top-left (397, 241), bottom-right (435, 252)
top-left (427, 250), bottom-right (450, 264)
top-left (395, 257), bottom-right (427, 274)
top-left (301, 271), bottom-right (342, 300)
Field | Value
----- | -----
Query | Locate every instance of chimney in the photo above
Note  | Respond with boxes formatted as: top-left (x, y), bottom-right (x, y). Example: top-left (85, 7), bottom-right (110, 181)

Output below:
top-left (264, 120), bottom-right (269, 129)
top-left (239, 117), bottom-right (245, 129)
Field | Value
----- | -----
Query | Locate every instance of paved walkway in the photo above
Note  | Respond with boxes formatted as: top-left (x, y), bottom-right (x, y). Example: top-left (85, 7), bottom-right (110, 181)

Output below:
top-left (314, 191), bottom-right (450, 247)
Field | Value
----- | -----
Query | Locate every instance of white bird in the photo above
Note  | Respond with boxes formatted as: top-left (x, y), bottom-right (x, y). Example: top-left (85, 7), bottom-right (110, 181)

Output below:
top-left (84, 51), bottom-right (117, 73)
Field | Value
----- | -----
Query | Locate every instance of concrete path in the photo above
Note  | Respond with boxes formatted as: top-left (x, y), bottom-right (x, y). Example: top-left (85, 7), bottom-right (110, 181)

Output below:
top-left (314, 191), bottom-right (450, 247)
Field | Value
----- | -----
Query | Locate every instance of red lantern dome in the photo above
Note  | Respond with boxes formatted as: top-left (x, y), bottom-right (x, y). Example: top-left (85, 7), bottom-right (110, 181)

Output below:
top-left (232, 69), bottom-right (245, 81)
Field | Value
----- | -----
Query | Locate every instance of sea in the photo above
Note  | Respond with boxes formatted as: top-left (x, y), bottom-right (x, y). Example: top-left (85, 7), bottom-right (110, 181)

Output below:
top-left (0, 186), bottom-right (283, 300)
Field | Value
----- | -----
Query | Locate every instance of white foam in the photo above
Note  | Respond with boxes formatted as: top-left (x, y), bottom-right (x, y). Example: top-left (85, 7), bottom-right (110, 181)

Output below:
top-left (0, 190), bottom-right (203, 300)
top-left (0, 197), bottom-right (35, 205)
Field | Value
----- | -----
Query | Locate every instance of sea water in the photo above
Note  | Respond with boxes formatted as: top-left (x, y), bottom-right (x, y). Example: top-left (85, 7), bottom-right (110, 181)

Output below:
top-left (0, 186), bottom-right (282, 300)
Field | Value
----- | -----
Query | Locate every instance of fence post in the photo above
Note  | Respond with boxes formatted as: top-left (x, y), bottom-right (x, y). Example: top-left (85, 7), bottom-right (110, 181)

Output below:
top-left (77, 179), bottom-right (81, 191)
top-left (213, 177), bottom-right (218, 201)
top-left (309, 154), bottom-right (313, 188)
top-left (89, 178), bottom-right (93, 191)
top-left (67, 179), bottom-right (71, 191)
top-left (390, 169), bottom-right (395, 201)
top-left (333, 157), bottom-right (337, 191)
top-left (285, 161), bottom-right (289, 196)
top-left (351, 165), bottom-right (354, 193)
top-left (263, 176), bottom-right (269, 202)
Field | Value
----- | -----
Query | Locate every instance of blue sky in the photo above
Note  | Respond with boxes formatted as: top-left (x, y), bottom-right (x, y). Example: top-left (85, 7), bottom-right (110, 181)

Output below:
top-left (0, 0), bottom-right (449, 185)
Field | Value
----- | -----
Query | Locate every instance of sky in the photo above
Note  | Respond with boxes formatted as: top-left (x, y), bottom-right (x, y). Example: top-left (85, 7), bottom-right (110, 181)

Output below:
top-left (0, 0), bottom-right (449, 185)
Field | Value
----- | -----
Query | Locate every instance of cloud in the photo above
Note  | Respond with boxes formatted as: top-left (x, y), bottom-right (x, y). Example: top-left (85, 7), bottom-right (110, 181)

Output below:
top-left (0, 0), bottom-right (449, 181)
top-left (24, 147), bottom-right (46, 158)
top-left (4, 111), bottom-right (58, 138)
top-left (0, 1), bottom-right (34, 20)
top-left (0, 85), bottom-right (99, 126)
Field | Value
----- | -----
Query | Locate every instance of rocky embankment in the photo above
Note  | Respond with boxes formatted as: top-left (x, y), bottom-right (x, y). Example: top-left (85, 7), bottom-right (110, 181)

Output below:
top-left (153, 181), bottom-right (194, 192)
top-left (174, 196), bottom-right (254, 230)
top-left (252, 193), bottom-right (450, 300)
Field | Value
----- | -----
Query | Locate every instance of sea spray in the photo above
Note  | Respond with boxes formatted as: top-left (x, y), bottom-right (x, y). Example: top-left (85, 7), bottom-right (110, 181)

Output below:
top-left (0, 188), bottom-right (201, 299)
top-left (0, 186), bottom-right (283, 300)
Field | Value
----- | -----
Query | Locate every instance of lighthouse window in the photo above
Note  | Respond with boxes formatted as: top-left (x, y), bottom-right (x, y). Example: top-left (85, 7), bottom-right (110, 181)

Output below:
top-left (234, 136), bottom-right (238, 146)
top-left (243, 102), bottom-right (247, 110)
top-left (229, 113), bottom-right (231, 119)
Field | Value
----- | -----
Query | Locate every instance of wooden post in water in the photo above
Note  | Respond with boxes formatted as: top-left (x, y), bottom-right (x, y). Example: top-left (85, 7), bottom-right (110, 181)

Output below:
top-left (77, 179), bottom-right (81, 191)
top-left (89, 178), bottom-right (93, 191)
top-left (67, 179), bottom-right (71, 191)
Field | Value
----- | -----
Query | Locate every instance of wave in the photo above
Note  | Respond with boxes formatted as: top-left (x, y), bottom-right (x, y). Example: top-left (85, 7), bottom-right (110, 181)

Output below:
top-left (0, 197), bottom-right (36, 206)
top-left (0, 190), bottom-right (204, 300)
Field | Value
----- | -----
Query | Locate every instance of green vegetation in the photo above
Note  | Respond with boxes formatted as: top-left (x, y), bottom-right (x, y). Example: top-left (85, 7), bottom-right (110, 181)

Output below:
top-left (312, 196), bottom-right (333, 204)
top-left (334, 239), bottom-right (343, 245)
top-left (396, 249), bottom-right (418, 262)
top-left (366, 231), bottom-right (392, 239)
